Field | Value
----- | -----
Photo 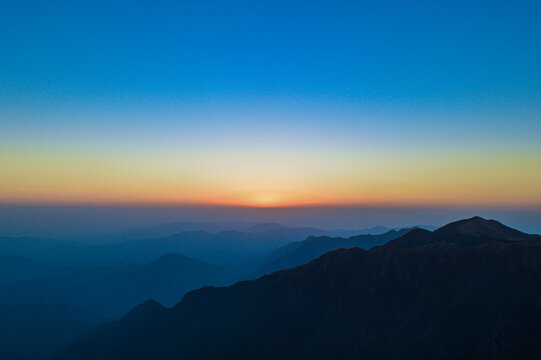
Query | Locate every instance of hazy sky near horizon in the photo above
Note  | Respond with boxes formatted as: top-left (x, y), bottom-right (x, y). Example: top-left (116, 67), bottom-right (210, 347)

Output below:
top-left (1, 205), bottom-right (541, 238)
top-left (1, 1), bottom-right (541, 207)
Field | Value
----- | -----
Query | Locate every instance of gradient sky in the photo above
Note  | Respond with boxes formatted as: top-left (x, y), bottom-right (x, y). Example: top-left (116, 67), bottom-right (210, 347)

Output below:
top-left (1, 0), bottom-right (541, 208)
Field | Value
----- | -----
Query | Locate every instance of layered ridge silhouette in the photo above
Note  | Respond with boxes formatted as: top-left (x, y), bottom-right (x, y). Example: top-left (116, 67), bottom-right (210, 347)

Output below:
top-left (0, 224), bottom-right (407, 359)
top-left (51, 217), bottom-right (541, 360)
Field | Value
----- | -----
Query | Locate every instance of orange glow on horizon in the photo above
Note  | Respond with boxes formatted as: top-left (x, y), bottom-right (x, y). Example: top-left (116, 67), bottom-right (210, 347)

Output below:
top-left (2, 194), bottom-right (541, 210)
top-left (1, 147), bottom-right (541, 209)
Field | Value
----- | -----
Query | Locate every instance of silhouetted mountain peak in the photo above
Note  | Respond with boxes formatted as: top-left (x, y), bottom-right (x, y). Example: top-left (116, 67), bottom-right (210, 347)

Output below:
top-left (434, 216), bottom-right (532, 241)
top-left (389, 216), bottom-right (538, 249)
top-left (122, 299), bottom-right (166, 325)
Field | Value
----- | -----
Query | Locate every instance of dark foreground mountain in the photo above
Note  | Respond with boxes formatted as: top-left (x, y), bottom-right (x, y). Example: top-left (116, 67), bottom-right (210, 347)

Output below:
top-left (52, 217), bottom-right (541, 360)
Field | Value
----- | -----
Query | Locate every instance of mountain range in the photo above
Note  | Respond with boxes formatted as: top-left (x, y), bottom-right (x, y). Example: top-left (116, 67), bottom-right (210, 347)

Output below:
top-left (389, 216), bottom-right (540, 248)
top-left (51, 217), bottom-right (541, 360)
top-left (0, 225), bottom-right (409, 359)
top-left (0, 223), bottom-right (405, 266)
top-left (257, 227), bottom-right (412, 275)
top-left (0, 256), bottom-right (70, 285)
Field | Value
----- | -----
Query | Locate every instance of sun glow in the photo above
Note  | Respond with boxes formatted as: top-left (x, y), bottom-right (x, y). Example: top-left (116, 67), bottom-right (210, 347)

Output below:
top-left (246, 193), bottom-right (283, 207)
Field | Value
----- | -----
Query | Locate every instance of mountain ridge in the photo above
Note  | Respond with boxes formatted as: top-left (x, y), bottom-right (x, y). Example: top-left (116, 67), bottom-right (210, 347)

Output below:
top-left (51, 217), bottom-right (541, 360)
top-left (258, 228), bottom-right (412, 275)
top-left (388, 216), bottom-right (540, 249)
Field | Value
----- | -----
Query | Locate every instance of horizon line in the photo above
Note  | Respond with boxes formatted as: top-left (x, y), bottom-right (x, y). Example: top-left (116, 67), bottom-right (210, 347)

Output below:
top-left (1, 200), bottom-right (541, 211)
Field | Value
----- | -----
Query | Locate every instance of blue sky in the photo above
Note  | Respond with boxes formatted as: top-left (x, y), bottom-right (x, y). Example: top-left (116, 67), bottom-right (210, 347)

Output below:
top-left (2, 1), bottom-right (540, 113)
top-left (1, 0), bottom-right (540, 208)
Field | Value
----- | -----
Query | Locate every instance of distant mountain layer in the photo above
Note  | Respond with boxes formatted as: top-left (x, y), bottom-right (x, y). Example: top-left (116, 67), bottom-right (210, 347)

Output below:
top-left (0, 224), bottom-right (408, 359)
top-left (0, 227), bottom-right (406, 334)
top-left (0, 256), bottom-right (70, 285)
top-left (0, 254), bottom-right (236, 321)
top-left (52, 217), bottom-right (541, 360)
top-left (0, 224), bottom-right (394, 266)
top-left (0, 254), bottom-right (241, 359)
top-left (80, 222), bottom-right (395, 243)
top-left (258, 228), bottom-right (411, 275)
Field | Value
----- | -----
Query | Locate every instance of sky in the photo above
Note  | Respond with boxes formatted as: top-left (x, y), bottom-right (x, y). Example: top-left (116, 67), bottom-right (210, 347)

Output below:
top-left (1, 0), bottom-right (541, 210)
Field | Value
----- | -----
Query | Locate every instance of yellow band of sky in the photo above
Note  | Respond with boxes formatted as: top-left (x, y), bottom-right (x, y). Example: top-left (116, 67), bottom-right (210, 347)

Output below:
top-left (1, 147), bottom-right (540, 208)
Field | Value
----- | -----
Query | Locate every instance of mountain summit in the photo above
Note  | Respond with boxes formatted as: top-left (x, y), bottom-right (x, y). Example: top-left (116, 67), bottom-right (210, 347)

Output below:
top-left (433, 216), bottom-right (534, 240)
top-left (388, 216), bottom-right (539, 249)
